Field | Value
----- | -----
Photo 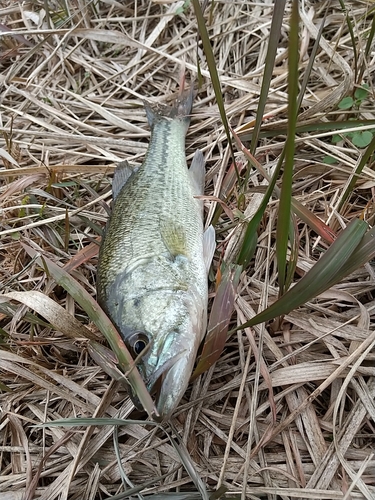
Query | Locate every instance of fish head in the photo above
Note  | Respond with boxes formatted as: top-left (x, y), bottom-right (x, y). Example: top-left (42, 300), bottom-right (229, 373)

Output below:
top-left (121, 289), bottom-right (206, 419)
top-left (150, 315), bottom-right (201, 419)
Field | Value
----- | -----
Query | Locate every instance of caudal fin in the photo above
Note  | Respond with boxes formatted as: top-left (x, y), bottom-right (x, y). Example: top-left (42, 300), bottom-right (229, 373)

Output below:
top-left (144, 86), bottom-right (195, 128)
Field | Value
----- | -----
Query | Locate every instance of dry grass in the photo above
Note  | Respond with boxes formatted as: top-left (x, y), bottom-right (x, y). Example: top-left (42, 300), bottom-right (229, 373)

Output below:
top-left (1, 1), bottom-right (375, 499)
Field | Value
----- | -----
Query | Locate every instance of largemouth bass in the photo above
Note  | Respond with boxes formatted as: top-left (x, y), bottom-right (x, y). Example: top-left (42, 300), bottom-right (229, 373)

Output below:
top-left (97, 90), bottom-right (215, 418)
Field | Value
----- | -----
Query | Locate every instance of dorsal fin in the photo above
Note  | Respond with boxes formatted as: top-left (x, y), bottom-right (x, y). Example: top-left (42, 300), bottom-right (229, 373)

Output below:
top-left (112, 160), bottom-right (138, 199)
top-left (189, 150), bottom-right (205, 199)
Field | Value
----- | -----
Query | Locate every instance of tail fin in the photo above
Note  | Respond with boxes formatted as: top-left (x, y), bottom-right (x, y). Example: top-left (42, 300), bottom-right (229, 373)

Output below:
top-left (144, 86), bottom-right (195, 128)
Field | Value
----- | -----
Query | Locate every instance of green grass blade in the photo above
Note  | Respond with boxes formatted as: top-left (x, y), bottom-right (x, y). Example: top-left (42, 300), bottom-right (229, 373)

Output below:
top-left (357, 4), bottom-right (375, 82)
top-left (249, 0), bottom-right (286, 155)
top-left (232, 125), bottom-right (284, 266)
top-left (363, 8), bottom-right (375, 60)
top-left (324, 224), bottom-right (375, 286)
top-left (233, 129), bottom-right (337, 245)
top-left (235, 218), bottom-right (368, 330)
top-left (296, 5), bottom-right (327, 111)
top-left (191, 0), bottom-right (236, 177)
top-left (338, 0), bottom-right (358, 82)
top-left (276, 0), bottom-right (299, 295)
top-left (22, 244), bottom-right (158, 420)
top-left (87, 341), bottom-right (125, 382)
top-left (239, 119), bottom-right (375, 141)
top-left (236, 154), bottom-right (283, 267)
top-left (337, 132), bottom-right (375, 214)
top-left (285, 214), bottom-right (299, 291)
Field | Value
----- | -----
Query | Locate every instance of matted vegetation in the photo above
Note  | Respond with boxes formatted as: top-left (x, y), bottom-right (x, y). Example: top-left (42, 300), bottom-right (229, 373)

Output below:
top-left (1, 1), bottom-right (375, 499)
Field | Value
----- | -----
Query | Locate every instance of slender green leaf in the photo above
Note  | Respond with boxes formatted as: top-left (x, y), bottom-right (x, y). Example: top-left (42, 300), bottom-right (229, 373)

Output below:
top-left (297, 4), bottom-right (327, 111)
top-left (236, 154), bottom-right (283, 267)
top-left (364, 14), bottom-right (375, 60)
top-left (337, 132), bottom-right (375, 213)
top-left (232, 129), bottom-right (337, 245)
top-left (235, 218), bottom-right (368, 330)
top-left (338, 0), bottom-right (358, 81)
top-left (285, 212), bottom-right (299, 291)
top-left (22, 244), bottom-right (158, 420)
top-left (276, 0), bottom-right (299, 294)
top-left (245, 119), bottom-right (375, 140)
top-left (232, 127), bottom-right (284, 266)
top-left (249, 0), bottom-right (286, 155)
top-left (357, 10), bottom-right (375, 83)
top-left (191, 0), bottom-right (236, 178)
top-left (325, 224), bottom-right (375, 286)
top-left (87, 341), bottom-right (125, 382)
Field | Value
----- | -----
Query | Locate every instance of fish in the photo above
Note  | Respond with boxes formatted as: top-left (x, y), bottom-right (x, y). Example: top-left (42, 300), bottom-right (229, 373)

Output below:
top-left (96, 89), bottom-right (215, 418)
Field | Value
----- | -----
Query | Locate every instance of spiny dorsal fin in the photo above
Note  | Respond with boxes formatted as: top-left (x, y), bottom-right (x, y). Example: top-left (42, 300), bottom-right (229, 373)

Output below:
top-left (189, 150), bottom-right (205, 199)
top-left (112, 160), bottom-right (138, 199)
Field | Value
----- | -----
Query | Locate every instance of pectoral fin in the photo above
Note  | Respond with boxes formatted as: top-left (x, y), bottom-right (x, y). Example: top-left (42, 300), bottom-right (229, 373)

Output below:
top-left (203, 225), bottom-right (216, 273)
top-left (112, 160), bottom-right (138, 199)
top-left (160, 220), bottom-right (189, 258)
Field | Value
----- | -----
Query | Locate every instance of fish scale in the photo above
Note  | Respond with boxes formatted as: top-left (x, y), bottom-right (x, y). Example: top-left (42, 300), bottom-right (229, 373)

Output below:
top-left (97, 91), bottom-right (215, 418)
top-left (99, 119), bottom-right (203, 296)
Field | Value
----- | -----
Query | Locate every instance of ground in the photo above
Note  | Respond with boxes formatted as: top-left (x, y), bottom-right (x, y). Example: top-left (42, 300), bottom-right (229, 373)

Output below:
top-left (0, 1), bottom-right (375, 499)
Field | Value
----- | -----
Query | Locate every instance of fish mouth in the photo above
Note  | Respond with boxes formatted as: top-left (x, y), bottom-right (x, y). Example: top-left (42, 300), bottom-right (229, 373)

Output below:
top-left (128, 351), bottom-right (186, 418)
top-left (147, 351), bottom-right (187, 416)
top-left (147, 352), bottom-right (183, 392)
top-left (149, 350), bottom-right (196, 419)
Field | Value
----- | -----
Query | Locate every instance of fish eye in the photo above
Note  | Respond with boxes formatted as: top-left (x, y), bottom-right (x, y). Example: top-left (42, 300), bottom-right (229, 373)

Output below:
top-left (128, 331), bottom-right (149, 357)
top-left (133, 339), bottom-right (146, 355)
